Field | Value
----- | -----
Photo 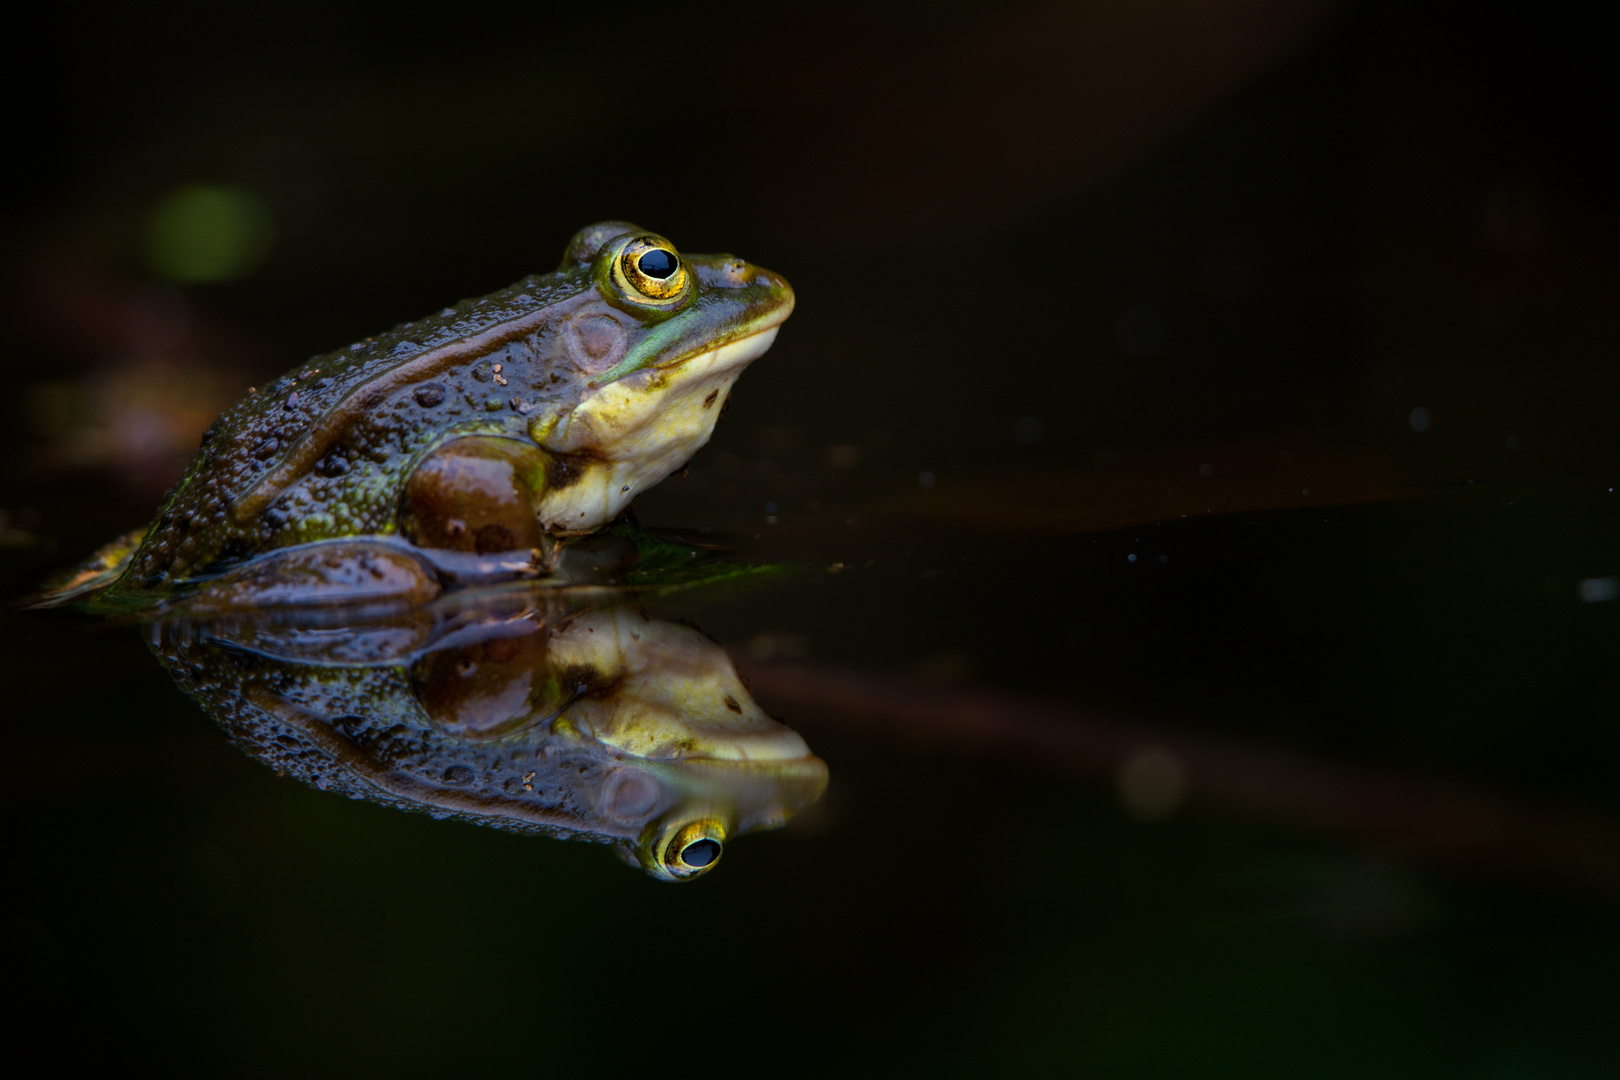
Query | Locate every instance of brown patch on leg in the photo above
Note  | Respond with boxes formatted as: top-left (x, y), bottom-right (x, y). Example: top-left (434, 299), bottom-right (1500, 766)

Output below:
top-left (401, 436), bottom-right (545, 553)
top-left (543, 453), bottom-right (587, 491)
top-left (410, 629), bottom-right (562, 739)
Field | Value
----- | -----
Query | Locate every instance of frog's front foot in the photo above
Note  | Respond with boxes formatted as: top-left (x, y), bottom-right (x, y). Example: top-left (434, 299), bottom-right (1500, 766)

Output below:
top-left (413, 543), bottom-right (551, 585)
top-left (538, 535), bottom-right (565, 573)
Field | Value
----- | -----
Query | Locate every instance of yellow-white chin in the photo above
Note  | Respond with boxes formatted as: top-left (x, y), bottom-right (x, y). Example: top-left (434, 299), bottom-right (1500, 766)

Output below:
top-left (534, 326), bottom-right (780, 533)
top-left (547, 607), bottom-right (815, 762)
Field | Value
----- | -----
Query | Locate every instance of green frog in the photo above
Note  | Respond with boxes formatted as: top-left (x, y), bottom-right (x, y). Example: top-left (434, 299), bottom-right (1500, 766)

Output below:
top-left (34, 222), bottom-right (792, 611)
top-left (151, 590), bottom-right (828, 880)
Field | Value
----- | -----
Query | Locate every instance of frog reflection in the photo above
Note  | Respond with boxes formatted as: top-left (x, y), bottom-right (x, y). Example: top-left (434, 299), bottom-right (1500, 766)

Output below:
top-left (153, 592), bottom-right (826, 880)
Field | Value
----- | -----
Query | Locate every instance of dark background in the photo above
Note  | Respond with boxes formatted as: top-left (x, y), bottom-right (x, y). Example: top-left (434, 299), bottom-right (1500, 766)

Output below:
top-left (3, 2), bottom-right (1617, 1075)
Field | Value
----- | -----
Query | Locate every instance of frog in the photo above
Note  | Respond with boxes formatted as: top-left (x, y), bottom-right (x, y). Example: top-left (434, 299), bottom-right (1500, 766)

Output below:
top-left (149, 589), bottom-right (829, 880)
top-left (31, 222), bottom-right (792, 611)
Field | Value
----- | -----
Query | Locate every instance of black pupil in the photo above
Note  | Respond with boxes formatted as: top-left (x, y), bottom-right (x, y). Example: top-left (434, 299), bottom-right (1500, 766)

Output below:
top-left (637, 249), bottom-right (678, 279)
top-left (681, 838), bottom-right (721, 868)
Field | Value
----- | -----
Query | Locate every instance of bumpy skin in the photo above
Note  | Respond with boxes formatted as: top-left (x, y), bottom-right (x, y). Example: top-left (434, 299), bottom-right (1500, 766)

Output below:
top-left (150, 596), bottom-right (828, 880)
top-left (98, 222), bottom-right (792, 607)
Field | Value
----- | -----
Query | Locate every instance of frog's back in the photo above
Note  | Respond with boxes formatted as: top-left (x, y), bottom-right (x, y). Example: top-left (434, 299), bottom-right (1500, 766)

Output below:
top-left (108, 270), bottom-right (587, 600)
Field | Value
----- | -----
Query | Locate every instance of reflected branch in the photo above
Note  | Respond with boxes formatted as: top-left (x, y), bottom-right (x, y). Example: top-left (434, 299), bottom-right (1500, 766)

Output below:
top-left (741, 660), bottom-right (1620, 895)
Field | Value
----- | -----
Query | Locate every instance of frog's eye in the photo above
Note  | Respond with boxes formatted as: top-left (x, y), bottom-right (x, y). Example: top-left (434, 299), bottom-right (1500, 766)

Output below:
top-left (680, 838), bottom-right (721, 868)
top-left (658, 819), bottom-right (726, 880)
top-left (613, 235), bottom-right (689, 303)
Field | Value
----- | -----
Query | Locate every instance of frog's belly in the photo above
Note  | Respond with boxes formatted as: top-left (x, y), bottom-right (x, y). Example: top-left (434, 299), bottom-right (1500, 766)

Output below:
top-left (535, 328), bottom-right (777, 534)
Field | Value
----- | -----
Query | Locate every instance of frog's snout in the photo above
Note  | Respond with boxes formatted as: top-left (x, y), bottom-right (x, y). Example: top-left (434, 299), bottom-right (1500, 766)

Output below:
top-left (752, 266), bottom-right (793, 299)
top-left (692, 255), bottom-right (793, 302)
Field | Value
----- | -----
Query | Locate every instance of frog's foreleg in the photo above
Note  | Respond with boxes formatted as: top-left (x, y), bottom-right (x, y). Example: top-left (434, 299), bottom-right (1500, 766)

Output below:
top-left (399, 435), bottom-right (553, 575)
top-left (536, 535), bottom-right (566, 573)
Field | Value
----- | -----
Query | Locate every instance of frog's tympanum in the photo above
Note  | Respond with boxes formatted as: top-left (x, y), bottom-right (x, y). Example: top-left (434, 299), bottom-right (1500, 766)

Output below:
top-left (34, 223), bottom-right (792, 612)
top-left (153, 590), bottom-right (827, 880)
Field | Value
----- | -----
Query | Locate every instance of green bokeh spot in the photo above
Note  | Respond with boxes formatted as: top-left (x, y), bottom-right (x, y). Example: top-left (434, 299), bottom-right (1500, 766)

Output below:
top-left (145, 185), bottom-right (274, 283)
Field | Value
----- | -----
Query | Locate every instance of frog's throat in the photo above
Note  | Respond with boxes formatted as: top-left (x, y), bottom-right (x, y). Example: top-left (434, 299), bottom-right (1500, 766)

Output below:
top-left (545, 603), bottom-right (813, 762)
top-left (229, 303), bottom-right (567, 524)
top-left (531, 327), bottom-right (778, 534)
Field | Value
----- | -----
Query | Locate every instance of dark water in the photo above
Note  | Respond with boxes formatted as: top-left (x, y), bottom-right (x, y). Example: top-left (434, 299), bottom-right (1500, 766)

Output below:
top-left (3, 2), bottom-right (1618, 1075)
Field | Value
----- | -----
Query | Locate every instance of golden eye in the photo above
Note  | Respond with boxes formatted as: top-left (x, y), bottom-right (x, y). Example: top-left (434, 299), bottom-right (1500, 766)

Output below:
top-left (614, 235), bottom-right (688, 303)
top-left (660, 819), bottom-right (726, 879)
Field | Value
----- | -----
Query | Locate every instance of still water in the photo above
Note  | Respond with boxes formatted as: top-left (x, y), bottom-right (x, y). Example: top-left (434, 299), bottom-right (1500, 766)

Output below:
top-left (4, 2), bottom-right (1618, 1076)
top-left (7, 464), bottom-right (1617, 1075)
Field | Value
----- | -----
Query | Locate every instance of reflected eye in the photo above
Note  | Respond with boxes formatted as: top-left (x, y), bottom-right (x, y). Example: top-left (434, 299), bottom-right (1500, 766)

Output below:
top-left (658, 819), bottom-right (727, 879)
top-left (614, 235), bottom-right (688, 302)
top-left (679, 838), bottom-right (721, 868)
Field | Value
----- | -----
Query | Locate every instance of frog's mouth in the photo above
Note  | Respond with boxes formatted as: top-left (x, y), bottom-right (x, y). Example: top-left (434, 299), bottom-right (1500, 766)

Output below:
top-left (650, 322), bottom-right (782, 384)
top-left (537, 323), bottom-right (781, 453)
top-left (529, 324), bottom-right (781, 534)
top-left (582, 251), bottom-right (795, 388)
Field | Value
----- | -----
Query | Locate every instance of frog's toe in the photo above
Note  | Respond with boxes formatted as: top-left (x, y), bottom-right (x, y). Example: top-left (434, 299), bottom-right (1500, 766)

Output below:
top-left (17, 528), bottom-right (147, 610)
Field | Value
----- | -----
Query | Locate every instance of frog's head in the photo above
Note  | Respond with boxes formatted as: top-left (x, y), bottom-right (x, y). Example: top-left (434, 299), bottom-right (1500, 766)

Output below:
top-left (555, 221), bottom-right (795, 382)
top-left (530, 222), bottom-right (794, 532)
top-left (622, 752), bottom-right (830, 883)
top-left (547, 607), bottom-right (828, 881)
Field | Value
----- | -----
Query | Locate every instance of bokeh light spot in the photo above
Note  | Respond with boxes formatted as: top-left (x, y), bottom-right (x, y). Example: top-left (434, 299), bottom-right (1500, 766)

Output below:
top-left (1118, 745), bottom-right (1187, 820)
top-left (145, 185), bottom-right (274, 283)
top-left (1576, 577), bottom-right (1618, 603)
